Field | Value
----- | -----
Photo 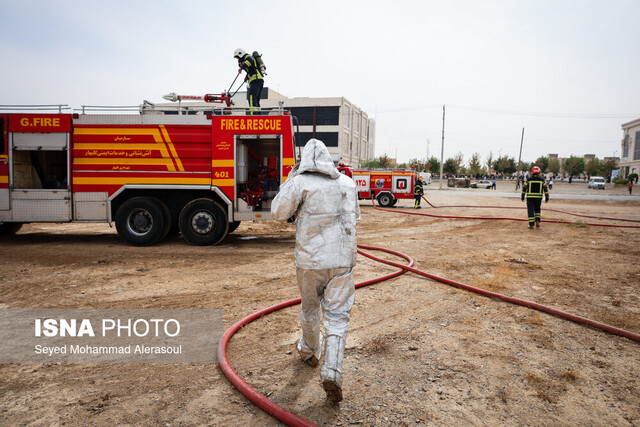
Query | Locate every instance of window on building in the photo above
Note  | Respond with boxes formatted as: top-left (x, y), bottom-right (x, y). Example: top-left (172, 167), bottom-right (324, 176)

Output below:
top-left (315, 132), bottom-right (339, 147)
top-left (296, 132), bottom-right (339, 147)
top-left (623, 134), bottom-right (629, 159)
top-left (343, 132), bottom-right (350, 154)
top-left (344, 106), bottom-right (350, 128)
top-left (290, 107), bottom-right (315, 126)
top-left (297, 132), bottom-right (314, 146)
top-left (316, 107), bottom-right (339, 125)
top-left (635, 132), bottom-right (640, 160)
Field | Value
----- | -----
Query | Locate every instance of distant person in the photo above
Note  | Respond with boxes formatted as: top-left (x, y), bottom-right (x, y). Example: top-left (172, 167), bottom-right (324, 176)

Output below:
top-left (491, 178), bottom-right (496, 190)
top-left (233, 48), bottom-right (264, 115)
top-left (414, 176), bottom-right (424, 209)
top-left (629, 180), bottom-right (633, 195)
top-left (521, 166), bottom-right (549, 229)
top-left (548, 178), bottom-right (554, 190)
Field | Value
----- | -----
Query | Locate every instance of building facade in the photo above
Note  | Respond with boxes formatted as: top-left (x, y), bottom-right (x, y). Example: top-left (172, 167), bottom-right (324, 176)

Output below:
top-left (620, 118), bottom-right (640, 179)
top-left (235, 89), bottom-right (375, 167)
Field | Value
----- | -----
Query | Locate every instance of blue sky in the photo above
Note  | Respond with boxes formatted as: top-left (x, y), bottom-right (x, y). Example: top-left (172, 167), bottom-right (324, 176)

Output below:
top-left (1, 0), bottom-right (639, 164)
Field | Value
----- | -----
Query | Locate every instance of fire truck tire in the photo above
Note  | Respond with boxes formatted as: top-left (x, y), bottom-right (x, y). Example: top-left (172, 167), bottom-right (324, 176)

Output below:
top-left (179, 198), bottom-right (229, 246)
top-left (377, 193), bottom-right (395, 207)
top-left (228, 221), bottom-right (241, 234)
top-left (156, 199), bottom-right (173, 242)
top-left (0, 222), bottom-right (23, 235)
top-left (115, 197), bottom-right (166, 246)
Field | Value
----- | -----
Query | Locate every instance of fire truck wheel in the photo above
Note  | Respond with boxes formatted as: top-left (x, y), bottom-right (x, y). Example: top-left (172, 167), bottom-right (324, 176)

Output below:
top-left (377, 193), bottom-right (395, 207)
top-left (115, 197), bottom-right (166, 246)
top-left (0, 222), bottom-right (23, 235)
top-left (156, 199), bottom-right (173, 242)
top-left (179, 198), bottom-right (229, 246)
top-left (228, 221), bottom-right (241, 234)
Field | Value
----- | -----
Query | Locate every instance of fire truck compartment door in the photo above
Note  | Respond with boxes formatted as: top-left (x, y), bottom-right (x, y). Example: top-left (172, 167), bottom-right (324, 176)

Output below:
top-left (12, 132), bottom-right (68, 150)
top-left (392, 175), bottom-right (412, 194)
top-left (10, 190), bottom-right (71, 221)
top-left (353, 173), bottom-right (370, 193)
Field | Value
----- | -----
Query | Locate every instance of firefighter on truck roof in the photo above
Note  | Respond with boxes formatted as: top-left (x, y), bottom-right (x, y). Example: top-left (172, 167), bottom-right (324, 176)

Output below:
top-left (521, 166), bottom-right (549, 229)
top-left (233, 48), bottom-right (264, 115)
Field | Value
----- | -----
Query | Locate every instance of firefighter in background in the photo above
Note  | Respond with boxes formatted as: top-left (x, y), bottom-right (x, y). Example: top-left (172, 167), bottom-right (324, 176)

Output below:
top-left (233, 48), bottom-right (264, 115)
top-left (521, 166), bottom-right (549, 228)
top-left (272, 139), bottom-right (360, 404)
top-left (414, 176), bottom-right (424, 209)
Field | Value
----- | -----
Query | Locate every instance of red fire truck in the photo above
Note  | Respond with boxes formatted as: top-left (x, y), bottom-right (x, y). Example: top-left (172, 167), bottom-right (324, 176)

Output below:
top-left (338, 165), bottom-right (418, 207)
top-left (0, 101), bottom-right (296, 246)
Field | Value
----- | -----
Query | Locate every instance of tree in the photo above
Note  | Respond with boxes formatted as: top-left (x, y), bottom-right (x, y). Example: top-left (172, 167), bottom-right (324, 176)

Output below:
top-left (600, 158), bottom-right (616, 180)
top-left (548, 158), bottom-right (561, 176)
top-left (533, 156), bottom-right (549, 173)
top-left (468, 152), bottom-right (482, 176)
top-left (562, 156), bottom-right (585, 179)
top-left (443, 158), bottom-right (457, 175)
top-left (452, 152), bottom-right (464, 175)
top-left (426, 156), bottom-right (440, 174)
top-left (378, 154), bottom-right (393, 169)
top-left (584, 158), bottom-right (600, 177)
top-left (493, 156), bottom-right (517, 175)
top-left (360, 158), bottom-right (381, 169)
top-left (486, 151), bottom-right (494, 173)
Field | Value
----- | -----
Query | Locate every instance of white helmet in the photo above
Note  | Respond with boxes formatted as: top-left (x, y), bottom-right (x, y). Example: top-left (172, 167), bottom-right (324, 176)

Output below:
top-left (233, 48), bottom-right (246, 59)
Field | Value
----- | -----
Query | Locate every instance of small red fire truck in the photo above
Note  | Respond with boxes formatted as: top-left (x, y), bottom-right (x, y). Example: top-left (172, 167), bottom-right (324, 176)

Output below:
top-left (338, 165), bottom-right (418, 207)
top-left (0, 98), bottom-right (296, 246)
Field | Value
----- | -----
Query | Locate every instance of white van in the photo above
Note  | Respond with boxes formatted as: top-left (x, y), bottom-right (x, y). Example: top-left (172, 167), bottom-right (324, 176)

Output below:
top-left (419, 172), bottom-right (432, 185)
top-left (588, 176), bottom-right (606, 190)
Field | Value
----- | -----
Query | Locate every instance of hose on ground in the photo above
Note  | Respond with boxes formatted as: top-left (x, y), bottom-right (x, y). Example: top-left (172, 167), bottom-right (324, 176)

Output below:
top-left (371, 197), bottom-right (640, 229)
top-left (217, 246), bottom-right (414, 427)
top-left (421, 196), bottom-right (640, 223)
top-left (218, 242), bottom-right (639, 426)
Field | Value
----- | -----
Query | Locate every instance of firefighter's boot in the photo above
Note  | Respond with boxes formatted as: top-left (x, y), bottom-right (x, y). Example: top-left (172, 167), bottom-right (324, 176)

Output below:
top-left (535, 220), bottom-right (540, 228)
top-left (321, 335), bottom-right (345, 403)
top-left (297, 334), bottom-right (322, 367)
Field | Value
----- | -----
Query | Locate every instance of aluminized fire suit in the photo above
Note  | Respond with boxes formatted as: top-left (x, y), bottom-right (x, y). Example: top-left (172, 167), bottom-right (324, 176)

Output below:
top-left (271, 138), bottom-right (359, 402)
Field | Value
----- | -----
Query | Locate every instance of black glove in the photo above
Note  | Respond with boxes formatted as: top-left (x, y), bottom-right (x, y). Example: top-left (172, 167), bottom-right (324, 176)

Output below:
top-left (545, 196), bottom-right (549, 203)
top-left (521, 195), bottom-right (525, 202)
top-left (287, 215), bottom-right (296, 223)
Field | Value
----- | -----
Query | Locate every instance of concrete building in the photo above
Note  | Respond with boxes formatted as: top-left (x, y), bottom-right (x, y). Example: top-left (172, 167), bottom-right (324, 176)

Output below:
top-left (620, 118), bottom-right (640, 179)
top-left (234, 89), bottom-right (375, 167)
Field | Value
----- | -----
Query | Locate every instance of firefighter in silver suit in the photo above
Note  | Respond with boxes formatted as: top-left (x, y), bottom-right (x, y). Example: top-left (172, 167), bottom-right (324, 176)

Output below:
top-left (272, 138), bottom-right (360, 403)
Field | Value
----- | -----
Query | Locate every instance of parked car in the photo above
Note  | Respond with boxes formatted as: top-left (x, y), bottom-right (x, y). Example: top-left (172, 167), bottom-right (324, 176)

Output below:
top-left (470, 180), bottom-right (492, 189)
top-left (588, 176), bottom-right (606, 189)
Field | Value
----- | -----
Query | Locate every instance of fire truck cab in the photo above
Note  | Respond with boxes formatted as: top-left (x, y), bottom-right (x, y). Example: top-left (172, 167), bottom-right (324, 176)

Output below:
top-left (0, 103), bottom-right (296, 246)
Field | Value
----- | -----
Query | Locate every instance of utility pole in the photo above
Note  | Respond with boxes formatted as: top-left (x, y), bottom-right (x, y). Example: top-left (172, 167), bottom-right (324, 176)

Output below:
top-left (427, 139), bottom-right (430, 162)
top-left (439, 105), bottom-right (445, 189)
top-left (515, 127), bottom-right (524, 190)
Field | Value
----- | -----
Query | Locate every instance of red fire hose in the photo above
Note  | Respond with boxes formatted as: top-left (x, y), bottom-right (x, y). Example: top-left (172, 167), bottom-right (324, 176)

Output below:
top-left (218, 198), bottom-right (639, 426)
top-left (369, 197), bottom-right (640, 229)
top-left (217, 246), bottom-right (414, 427)
top-left (421, 196), bottom-right (640, 223)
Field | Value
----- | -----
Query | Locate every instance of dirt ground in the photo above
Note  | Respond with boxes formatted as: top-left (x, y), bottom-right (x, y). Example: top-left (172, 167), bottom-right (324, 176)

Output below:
top-left (1, 182), bottom-right (639, 426)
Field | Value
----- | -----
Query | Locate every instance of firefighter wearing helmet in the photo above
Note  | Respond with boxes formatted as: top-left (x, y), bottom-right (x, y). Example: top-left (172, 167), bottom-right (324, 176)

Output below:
top-left (233, 48), bottom-right (264, 115)
top-left (521, 165), bottom-right (549, 228)
top-left (271, 139), bottom-right (360, 404)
